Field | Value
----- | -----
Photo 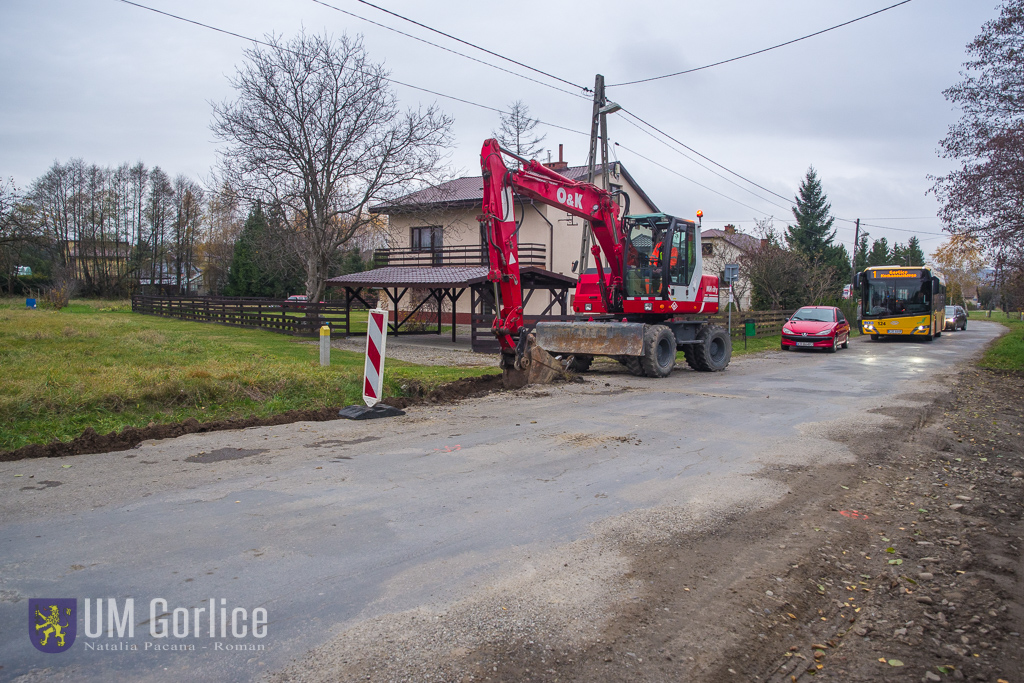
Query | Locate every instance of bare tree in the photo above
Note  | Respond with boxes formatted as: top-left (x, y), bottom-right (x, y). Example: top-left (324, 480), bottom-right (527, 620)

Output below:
top-left (202, 182), bottom-right (244, 295)
top-left (211, 31), bottom-right (453, 302)
top-left (932, 0), bottom-right (1024, 292)
top-left (172, 175), bottom-right (204, 294)
top-left (0, 178), bottom-right (41, 294)
top-left (493, 100), bottom-right (546, 163)
top-left (741, 218), bottom-right (838, 309)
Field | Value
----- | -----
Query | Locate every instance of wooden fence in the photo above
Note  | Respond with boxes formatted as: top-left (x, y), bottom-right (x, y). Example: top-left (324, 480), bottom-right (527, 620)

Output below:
top-left (131, 295), bottom-right (359, 336)
top-left (682, 309), bottom-right (797, 338)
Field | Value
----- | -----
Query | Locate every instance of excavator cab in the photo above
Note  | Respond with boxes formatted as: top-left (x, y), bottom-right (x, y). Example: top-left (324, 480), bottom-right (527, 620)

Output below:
top-left (623, 214), bottom-right (698, 299)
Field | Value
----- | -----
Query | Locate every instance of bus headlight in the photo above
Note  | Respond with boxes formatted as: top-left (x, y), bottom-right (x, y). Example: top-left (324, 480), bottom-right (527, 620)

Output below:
top-left (863, 323), bottom-right (876, 331)
top-left (914, 325), bottom-right (928, 333)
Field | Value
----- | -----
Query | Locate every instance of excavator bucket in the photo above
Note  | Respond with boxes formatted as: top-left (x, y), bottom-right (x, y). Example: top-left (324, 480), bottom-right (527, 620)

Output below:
top-left (500, 333), bottom-right (564, 389)
top-left (535, 321), bottom-right (646, 357)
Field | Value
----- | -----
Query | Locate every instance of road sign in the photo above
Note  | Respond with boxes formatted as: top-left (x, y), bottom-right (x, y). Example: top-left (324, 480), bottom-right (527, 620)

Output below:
top-left (724, 263), bottom-right (740, 283)
top-left (362, 309), bottom-right (389, 407)
top-left (842, 284), bottom-right (852, 299)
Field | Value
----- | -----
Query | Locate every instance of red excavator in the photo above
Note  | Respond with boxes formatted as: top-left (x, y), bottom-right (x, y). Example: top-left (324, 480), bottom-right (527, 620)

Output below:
top-left (479, 138), bottom-right (731, 386)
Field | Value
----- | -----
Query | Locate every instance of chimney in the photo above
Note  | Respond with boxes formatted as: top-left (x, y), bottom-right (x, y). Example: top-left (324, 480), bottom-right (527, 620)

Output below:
top-left (545, 143), bottom-right (569, 171)
top-left (724, 224), bottom-right (736, 234)
top-left (760, 238), bottom-right (768, 249)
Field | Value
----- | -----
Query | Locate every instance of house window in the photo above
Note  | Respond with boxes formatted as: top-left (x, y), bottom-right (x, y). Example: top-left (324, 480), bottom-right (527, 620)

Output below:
top-left (411, 226), bottom-right (443, 251)
top-left (702, 242), bottom-right (714, 257)
top-left (610, 183), bottom-right (623, 206)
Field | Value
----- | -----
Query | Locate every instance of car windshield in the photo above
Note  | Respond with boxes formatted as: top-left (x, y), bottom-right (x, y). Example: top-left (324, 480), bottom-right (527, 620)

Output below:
top-left (945, 306), bottom-right (955, 315)
top-left (791, 308), bottom-right (834, 322)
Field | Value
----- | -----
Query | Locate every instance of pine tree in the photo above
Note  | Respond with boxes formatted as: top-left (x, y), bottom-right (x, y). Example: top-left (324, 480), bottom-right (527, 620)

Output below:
top-left (904, 236), bottom-right (925, 266)
top-left (866, 237), bottom-right (891, 267)
top-left (891, 242), bottom-right (907, 266)
top-left (854, 232), bottom-right (871, 272)
top-left (225, 203), bottom-right (277, 297)
top-left (786, 167), bottom-right (837, 260)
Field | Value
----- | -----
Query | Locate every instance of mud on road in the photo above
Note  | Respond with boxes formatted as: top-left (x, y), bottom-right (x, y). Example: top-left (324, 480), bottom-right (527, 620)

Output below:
top-left (268, 364), bottom-right (1023, 683)
top-left (475, 368), bottom-right (1024, 682)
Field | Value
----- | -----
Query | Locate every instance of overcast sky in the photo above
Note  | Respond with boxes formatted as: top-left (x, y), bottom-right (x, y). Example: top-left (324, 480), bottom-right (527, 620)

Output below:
top-left (0, 0), bottom-right (1002, 256)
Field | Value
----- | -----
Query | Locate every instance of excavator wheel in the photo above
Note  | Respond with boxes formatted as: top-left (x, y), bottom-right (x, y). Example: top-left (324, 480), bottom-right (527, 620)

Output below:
top-left (618, 356), bottom-right (645, 376)
top-left (683, 344), bottom-right (699, 370)
top-left (566, 354), bottom-right (593, 373)
top-left (690, 325), bottom-right (731, 372)
top-left (641, 325), bottom-right (676, 377)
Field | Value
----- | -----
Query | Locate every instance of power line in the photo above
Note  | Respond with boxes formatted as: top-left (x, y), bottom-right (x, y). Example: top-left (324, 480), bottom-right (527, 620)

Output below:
top-left (836, 217), bottom-right (947, 237)
top-left (617, 116), bottom-right (793, 214)
top-left (348, 0), bottom-right (590, 93)
top-left (308, 0), bottom-right (586, 99)
top-left (613, 142), bottom-right (778, 219)
top-left (608, 0), bottom-right (914, 87)
top-left (621, 108), bottom-right (795, 205)
top-left (115, 0), bottom-right (590, 137)
top-left (861, 216), bottom-right (936, 220)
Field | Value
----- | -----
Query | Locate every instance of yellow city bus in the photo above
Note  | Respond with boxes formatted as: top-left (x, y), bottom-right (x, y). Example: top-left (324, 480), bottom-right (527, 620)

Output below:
top-left (854, 266), bottom-right (946, 341)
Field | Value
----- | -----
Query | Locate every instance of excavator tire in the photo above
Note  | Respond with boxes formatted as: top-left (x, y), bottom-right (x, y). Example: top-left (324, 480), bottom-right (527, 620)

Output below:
top-left (566, 354), bottom-right (593, 373)
top-left (641, 325), bottom-right (676, 378)
top-left (683, 344), bottom-right (699, 370)
top-left (618, 356), bottom-right (645, 376)
top-left (690, 325), bottom-right (731, 372)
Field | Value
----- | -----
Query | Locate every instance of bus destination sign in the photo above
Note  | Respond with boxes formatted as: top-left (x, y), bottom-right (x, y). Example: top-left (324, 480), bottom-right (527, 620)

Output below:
top-left (870, 268), bottom-right (923, 279)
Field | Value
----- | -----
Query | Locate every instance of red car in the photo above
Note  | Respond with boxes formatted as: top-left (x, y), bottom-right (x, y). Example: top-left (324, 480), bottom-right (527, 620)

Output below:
top-left (780, 306), bottom-right (851, 353)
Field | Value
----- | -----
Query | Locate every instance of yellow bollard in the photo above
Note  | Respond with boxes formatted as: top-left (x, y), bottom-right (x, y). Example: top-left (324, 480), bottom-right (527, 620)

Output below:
top-left (319, 325), bottom-right (331, 367)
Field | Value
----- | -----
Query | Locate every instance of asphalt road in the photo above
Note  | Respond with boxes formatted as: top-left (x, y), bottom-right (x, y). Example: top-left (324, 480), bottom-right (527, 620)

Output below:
top-left (0, 323), bottom-right (1002, 682)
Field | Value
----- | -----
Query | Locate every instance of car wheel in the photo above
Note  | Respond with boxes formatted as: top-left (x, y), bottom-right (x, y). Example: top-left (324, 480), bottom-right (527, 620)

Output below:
top-left (962, 322), bottom-right (967, 330)
top-left (781, 342), bottom-right (788, 351)
top-left (841, 335), bottom-right (849, 349)
top-left (827, 337), bottom-right (838, 353)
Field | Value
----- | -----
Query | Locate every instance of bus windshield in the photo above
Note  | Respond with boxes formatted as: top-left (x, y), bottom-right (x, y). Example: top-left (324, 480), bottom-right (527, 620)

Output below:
top-left (865, 277), bottom-right (931, 317)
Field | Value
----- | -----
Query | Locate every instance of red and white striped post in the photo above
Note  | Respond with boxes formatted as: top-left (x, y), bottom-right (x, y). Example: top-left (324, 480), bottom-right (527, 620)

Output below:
top-left (362, 309), bottom-right (388, 407)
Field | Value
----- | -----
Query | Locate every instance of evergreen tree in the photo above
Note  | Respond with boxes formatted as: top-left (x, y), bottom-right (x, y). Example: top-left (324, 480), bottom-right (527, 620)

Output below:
top-left (786, 167), bottom-right (837, 260)
top-left (854, 231), bottom-right (871, 272)
top-left (891, 242), bottom-right (907, 266)
top-left (866, 237), bottom-right (891, 267)
top-left (225, 203), bottom-right (278, 297)
top-left (904, 236), bottom-right (925, 266)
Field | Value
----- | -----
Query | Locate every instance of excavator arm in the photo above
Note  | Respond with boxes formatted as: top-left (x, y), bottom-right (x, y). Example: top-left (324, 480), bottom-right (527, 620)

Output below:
top-left (479, 138), bottom-right (624, 353)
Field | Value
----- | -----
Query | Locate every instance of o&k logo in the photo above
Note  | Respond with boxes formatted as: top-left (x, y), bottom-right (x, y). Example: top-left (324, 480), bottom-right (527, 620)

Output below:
top-left (28, 598), bottom-right (77, 653)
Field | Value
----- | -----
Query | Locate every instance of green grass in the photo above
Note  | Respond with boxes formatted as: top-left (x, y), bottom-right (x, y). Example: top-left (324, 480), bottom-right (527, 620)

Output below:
top-left (0, 298), bottom-right (497, 452)
top-left (974, 309), bottom-right (1024, 371)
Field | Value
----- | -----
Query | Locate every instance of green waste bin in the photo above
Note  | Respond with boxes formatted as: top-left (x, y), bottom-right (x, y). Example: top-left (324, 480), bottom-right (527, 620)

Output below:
top-left (744, 319), bottom-right (756, 337)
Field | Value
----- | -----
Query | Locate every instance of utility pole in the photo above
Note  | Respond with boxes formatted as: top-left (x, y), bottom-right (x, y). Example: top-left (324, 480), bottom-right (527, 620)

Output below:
top-left (850, 218), bottom-right (860, 289)
top-left (577, 74), bottom-right (620, 274)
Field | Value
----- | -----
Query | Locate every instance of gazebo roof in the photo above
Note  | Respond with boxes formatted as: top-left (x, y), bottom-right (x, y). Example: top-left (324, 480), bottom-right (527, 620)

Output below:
top-left (327, 266), bottom-right (576, 289)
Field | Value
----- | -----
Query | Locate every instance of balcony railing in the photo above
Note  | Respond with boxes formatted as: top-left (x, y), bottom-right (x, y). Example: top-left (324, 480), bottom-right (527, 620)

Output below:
top-left (373, 243), bottom-right (547, 268)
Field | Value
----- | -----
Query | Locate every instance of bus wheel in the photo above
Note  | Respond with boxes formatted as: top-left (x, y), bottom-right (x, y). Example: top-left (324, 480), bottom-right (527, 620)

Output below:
top-left (870, 334), bottom-right (879, 341)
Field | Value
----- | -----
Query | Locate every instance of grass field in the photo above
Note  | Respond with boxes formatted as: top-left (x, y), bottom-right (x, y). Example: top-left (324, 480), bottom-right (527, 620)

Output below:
top-left (974, 309), bottom-right (1024, 371)
top-left (0, 299), bottom-right (497, 452)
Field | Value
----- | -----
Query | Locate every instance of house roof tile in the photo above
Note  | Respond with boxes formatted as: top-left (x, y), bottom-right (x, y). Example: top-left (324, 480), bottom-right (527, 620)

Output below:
top-left (372, 163), bottom-right (659, 214)
top-left (702, 229), bottom-right (761, 252)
